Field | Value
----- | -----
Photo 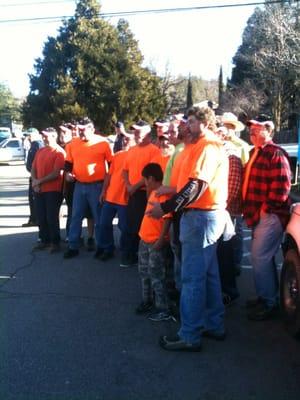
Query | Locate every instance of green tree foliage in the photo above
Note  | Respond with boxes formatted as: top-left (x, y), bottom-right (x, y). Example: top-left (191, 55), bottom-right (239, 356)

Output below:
top-left (23, 0), bottom-right (167, 131)
top-left (0, 83), bottom-right (22, 126)
top-left (161, 72), bottom-right (218, 115)
top-left (229, 2), bottom-right (300, 131)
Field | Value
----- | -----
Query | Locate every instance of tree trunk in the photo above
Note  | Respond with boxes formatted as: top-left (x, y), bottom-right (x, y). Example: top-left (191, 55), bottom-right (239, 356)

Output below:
top-left (272, 83), bottom-right (283, 133)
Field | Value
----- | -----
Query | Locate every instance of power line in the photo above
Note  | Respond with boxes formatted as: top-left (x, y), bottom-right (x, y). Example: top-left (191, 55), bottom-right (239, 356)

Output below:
top-left (0, 0), bottom-right (75, 6)
top-left (0, 0), bottom-right (294, 25)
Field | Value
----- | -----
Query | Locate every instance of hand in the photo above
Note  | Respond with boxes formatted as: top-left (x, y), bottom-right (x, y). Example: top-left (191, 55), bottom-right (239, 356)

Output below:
top-left (155, 186), bottom-right (172, 197)
top-left (31, 178), bottom-right (40, 187)
top-left (99, 191), bottom-right (106, 204)
top-left (65, 173), bottom-right (75, 183)
top-left (127, 184), bottom-right (136, 196)
top-left (260, 209), bottom-right (268, 218)
top-left (146, 201), bottom-right (164, 219)
top-left (153, 238), bottom-right (164, 251)
top-left (33, 184), bottom-right (41, 193)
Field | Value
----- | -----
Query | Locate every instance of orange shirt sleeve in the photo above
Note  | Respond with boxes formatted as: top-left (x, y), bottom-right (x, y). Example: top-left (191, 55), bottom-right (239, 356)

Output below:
top-left (190, 143), bottom-right (221, 184)
top-left (105, 151), bottom-right (128, 205)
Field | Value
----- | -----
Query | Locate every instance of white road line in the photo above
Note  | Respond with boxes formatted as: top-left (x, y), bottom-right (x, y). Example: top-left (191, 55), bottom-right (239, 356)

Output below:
top-left (0, 275), bottom-right (12, 279)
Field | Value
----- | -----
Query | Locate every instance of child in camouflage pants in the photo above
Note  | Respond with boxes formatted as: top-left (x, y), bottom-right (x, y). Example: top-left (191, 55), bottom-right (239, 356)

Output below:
top-left (136, 163), bottom-right (172, 322)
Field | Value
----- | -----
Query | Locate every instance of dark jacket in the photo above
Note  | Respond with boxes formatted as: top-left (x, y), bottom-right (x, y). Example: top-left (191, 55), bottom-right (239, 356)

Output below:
top-left (26, 140), bottom-right (44, 172)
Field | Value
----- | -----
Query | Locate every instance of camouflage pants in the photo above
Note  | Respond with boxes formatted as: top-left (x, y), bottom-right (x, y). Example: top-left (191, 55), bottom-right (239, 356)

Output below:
top-left (138, 240), bottom-right (168, 310)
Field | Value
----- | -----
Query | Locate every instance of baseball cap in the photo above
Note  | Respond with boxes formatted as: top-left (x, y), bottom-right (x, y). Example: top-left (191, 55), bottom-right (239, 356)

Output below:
top-left (41, 127), bottom-right (57, 136)
top-left (77, 117), bottom-right (94, 130)
top-left (115, 121), bottom-right (124, 129)
top-left (155, 119), bottom-right (169, 126)
top-left (131, 120), bottom-right (151, 135)
top-left (59, 123), bottom-right (73, 133)
top-left (155, 119), bottom-right (169, 133)
top-left (247, 114), bottom-right (274, 131)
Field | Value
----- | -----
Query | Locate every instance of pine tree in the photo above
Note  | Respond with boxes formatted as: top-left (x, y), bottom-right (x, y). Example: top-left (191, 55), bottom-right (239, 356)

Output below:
top-left (186, 74), bottom-right (193, 110)
top-left (218, 66), bottom-right (224, 112)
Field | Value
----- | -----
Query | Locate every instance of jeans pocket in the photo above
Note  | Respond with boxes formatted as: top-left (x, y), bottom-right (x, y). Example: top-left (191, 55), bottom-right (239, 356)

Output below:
top-left (204, 214), bottom-right (226, 246)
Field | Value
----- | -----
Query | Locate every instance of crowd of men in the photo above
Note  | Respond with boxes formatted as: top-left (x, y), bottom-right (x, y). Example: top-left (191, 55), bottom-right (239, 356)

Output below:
top-left (23, 105), bottom-right (292, 352)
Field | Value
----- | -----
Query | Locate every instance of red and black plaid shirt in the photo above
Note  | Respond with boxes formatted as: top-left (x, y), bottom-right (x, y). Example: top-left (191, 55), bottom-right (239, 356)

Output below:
top-left (243, 142), bottom-right (291, 228)
top-left (227, 154), bottom-right (242, 216)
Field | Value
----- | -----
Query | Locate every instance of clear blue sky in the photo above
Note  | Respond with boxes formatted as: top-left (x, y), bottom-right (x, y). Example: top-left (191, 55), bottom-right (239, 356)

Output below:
top-left (0, 0), bottom-right (260, 98)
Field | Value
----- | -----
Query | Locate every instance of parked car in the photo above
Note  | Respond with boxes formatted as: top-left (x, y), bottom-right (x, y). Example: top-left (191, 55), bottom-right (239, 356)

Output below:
top-left (0, 127), bottom-right (12, 144)
top-left (0, 138), bottom-right (25, 163)
top-left (281, 202), bottom-right (300, 340)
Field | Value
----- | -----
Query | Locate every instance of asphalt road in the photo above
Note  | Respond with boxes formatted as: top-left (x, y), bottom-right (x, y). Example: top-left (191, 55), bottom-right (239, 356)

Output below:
top-left (0, 164), bottom-right (299, 400)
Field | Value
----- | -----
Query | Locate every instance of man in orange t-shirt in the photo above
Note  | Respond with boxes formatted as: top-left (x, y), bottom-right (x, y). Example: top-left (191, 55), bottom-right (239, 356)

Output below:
top-left (122, 120), bottom-right (160, 267)
top-left (31, 127), bottom-right (65, 253)
top-left (151, 132), bottom-right (174, 173)
top-left (95, 132), bottom-right (134, 261)
top-left (148, 106), bottom-right (229, 352)
top-left (136, 163), bottom-right (172, 322)
top-left (63, 118), bottom-right (112, 259)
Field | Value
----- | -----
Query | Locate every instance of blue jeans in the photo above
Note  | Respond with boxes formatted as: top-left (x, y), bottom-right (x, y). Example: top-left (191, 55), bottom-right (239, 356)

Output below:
top-left (35, 191), bottom-right (63, 245)
top-left (97, 201), bottom-right (130, 253)
top-left (178, 210), bottom-right (226, 344)
top-left (251, 213), bottom-right (283, 307)
top-left (68, 182), bottom-right (103, 250)
top-left (170, 222), bottom-right (182, 291)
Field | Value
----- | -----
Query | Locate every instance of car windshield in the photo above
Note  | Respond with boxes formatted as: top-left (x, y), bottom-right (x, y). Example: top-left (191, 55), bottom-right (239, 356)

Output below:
top-left (0, 139), bottom-right (9, 148)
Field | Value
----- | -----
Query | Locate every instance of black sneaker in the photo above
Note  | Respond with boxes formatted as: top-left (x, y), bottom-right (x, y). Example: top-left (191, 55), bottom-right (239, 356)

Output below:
top-left (32, 242), bottom-right (50, 251)
top-left (201, 330), bottom-right (226, 341)
top-left (245, 296), bottom-right (264, 309)
top-left (99, 251), bottom-right (114, 261)
top-left (148, 310), bottom-right (175, 322)
top-left (49, 244), bottom-right (61, 254)
top-left (247, 303), bottom-right (279, 321)
top-left (94, 249), bottom-right (104, 259)
top-left (63, 249), bottom-right (79, 259)
top-left (86, 237), bottom-right (95, 252)
top-left (130, 254), bottom-right (138, 266)
top-left (168, 288), bottom-right (181, 302)
top-left (22, 221), bottom-right (38, 227)
top-left (222, 293), bottom-right (239, 307)
top-left (159, 334), bottom-right (202, 352)
top-left (135, 301), bottom-right (153, 315)
top-left (120, 254), bottom-right (136, 268)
